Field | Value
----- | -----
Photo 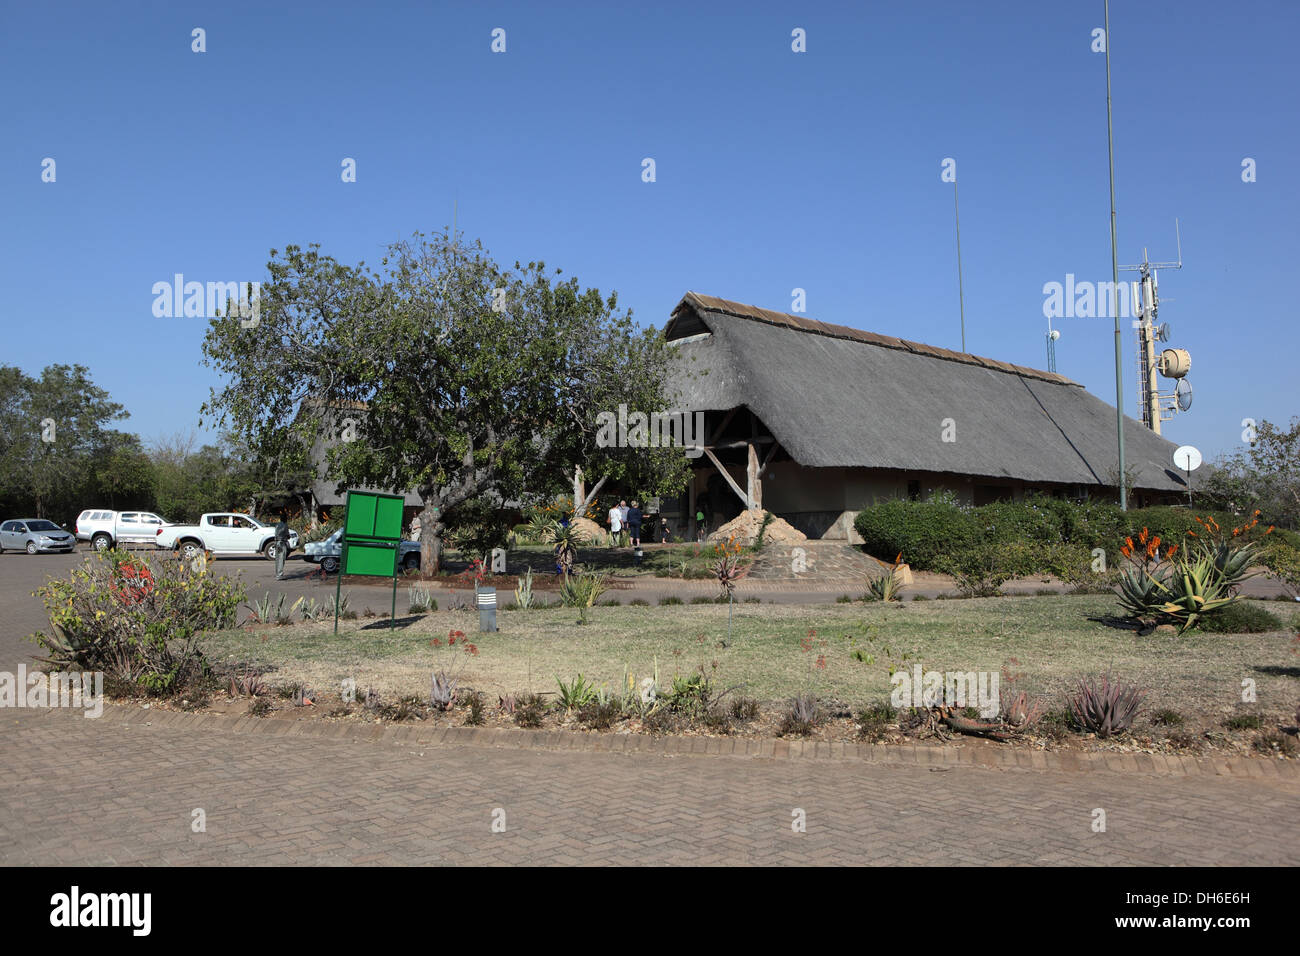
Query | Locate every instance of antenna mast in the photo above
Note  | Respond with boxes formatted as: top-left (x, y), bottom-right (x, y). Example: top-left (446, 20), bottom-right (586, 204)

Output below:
top-left (1122, 220), bottom-right (1189, 434)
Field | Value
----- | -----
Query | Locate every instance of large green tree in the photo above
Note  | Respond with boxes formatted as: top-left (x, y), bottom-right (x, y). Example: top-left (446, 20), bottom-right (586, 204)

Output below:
top-left (0, 364), bottom-right (129, 520)
top-left (1204, 417), bottom-right (1300, 529)
top-left (199, 231), bottom-right (690, 571)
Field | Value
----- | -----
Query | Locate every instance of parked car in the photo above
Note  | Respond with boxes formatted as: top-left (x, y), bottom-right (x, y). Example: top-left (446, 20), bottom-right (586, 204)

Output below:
top-left (155, 513), bottom-right (299, 561)
top-left (0, 518), bottom-right (77, 554)
top-left (75, 509), bottom-right (170, 551)
top-left (303, 528), bottom-right (422, 574)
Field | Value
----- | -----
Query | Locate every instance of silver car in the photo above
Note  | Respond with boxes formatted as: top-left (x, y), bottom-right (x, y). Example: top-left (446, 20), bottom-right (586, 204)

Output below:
top-left (303, 528), bottom-right (422, 573)
top-left (0, 518), bottom-right (77, 554)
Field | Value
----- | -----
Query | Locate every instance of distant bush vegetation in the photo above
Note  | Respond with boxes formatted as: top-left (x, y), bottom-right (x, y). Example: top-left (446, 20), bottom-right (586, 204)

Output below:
top-left (854, 495), bottom-right (1246, 577)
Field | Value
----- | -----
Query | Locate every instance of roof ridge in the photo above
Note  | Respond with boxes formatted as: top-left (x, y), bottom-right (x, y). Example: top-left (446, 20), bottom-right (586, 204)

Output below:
top-left (675, 291), bottom-right (1080, 388)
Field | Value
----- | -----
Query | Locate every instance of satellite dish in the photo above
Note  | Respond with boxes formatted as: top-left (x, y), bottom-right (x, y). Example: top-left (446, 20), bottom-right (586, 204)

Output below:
top-left (1173, 445), bottom-right (1202, 472)
top-left (1049, 329), bottom-right (1061, 341)
top-left (1156, 322), bottom-right (1171, 342)
top-left (1175, 378), bottom-right (1193, 411)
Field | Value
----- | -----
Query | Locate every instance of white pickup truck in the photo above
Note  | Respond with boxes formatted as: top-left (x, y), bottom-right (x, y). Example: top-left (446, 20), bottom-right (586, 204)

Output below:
top-left (155, 513), bottom-right (299, 561)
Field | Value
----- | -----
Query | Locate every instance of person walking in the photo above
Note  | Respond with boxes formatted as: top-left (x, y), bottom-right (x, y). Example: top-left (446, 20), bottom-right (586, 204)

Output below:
top-left (274, 511), bottom-right (291, 579)
top-left (607, 501), bottom-right (623, 548)
top-left (618, 500), bottom-right (630, 548)
top-left (626, 501), bottom-right (643, 548)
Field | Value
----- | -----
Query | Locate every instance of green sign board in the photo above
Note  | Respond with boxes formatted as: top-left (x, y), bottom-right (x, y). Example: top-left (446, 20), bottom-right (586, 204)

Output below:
top-left (335, 490), bottom-right (406, 633)
top-left (342, 539), bottom-right (398, 577)
top-left (344, 491), bottom-right (404, 542)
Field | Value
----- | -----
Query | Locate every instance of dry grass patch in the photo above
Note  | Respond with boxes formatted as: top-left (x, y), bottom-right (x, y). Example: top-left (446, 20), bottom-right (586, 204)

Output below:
top-left (202, 597), bottom-right (1300, 724)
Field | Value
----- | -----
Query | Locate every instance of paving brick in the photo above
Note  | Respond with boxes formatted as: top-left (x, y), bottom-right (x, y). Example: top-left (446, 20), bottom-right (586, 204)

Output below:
top-left (2, 707), bottom-right (1296, 866)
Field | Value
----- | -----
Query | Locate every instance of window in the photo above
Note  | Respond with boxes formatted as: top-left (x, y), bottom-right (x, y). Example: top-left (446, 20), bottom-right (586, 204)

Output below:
top-left (207, 515), bottom-right (231, 527)
top-left (233, 516), bottom-right (257, 530)
top-left (28, 520), bottom-right (60, 532)
top-left (907, 480), bottom-right (921, 502)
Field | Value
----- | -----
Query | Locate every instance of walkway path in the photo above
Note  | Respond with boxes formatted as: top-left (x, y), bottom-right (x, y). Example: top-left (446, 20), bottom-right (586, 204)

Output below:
top-left (3, 706), bottom-right (1296, 866)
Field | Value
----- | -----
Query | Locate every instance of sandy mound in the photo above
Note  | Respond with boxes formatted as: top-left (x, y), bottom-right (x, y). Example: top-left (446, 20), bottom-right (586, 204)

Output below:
top-left (707, 509), bottom-right (806, 546)
top-left (569, 516), bottom-right (607, 542)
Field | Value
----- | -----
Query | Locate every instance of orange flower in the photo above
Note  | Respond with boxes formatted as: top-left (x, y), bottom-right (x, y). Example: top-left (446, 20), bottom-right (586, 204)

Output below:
top-left (1139, 528), bottom-right (1149, 545)
top-left (1125, 536), bottom-right (1135, 551)
top-left (1120, 545), bottom-right (1132, 558)
top-left (1166, 544), bottom-right (1178, 559)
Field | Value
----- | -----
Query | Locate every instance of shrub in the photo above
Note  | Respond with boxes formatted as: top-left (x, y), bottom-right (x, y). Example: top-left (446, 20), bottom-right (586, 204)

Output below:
top-left (1150, 708), bottom-right (1184, 726)
top-left (30, 550), bottom-right (244, 695)
top-left (780, 693), bottom-right (819, 736)
top-left (1224, 713), bottom-right (1262, 731)
top-left (935, 544), bottom-right (1013, 597)
top-left (1261, 541), bottom-right (1300, 599)
top-left (664, 671), bottom-right (713, 718)
top-left (1254, 730), bottom-right (1298, 757)
top-left (856, 702), bottom-right (895, 741)
top-left (513, 692), bottom-right (547, 728)
top-left (730, 696), bottom-right (760, 720)
top-left (461, 690), bottom-right (485, 726)
top-left (659, 596), bottom-right (684, 606)
top-left (577, 698), bottom-right (622, 729)
top-left (1193, 601), bottom-right (1284, 633)
top-left (854, 499), bottom-right (978, 571)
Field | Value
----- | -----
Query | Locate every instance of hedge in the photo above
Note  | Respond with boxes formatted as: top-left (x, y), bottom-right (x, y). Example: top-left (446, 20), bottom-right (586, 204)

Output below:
top-left (854, 495), bottom-right (1249, 574)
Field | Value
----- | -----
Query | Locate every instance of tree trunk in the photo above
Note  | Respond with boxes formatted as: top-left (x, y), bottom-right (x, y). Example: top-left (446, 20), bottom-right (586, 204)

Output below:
top-left (419, 499), bottom-right (443, 576)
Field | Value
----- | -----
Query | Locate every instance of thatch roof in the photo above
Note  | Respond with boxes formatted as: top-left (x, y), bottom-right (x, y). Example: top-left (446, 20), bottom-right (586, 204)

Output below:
top-left (665, 292), bottom-right (1190, 492)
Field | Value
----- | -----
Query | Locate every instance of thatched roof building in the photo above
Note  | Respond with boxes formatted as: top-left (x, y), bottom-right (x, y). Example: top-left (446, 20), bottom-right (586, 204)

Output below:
top-left (663, 292), bottom-right (1191, 540)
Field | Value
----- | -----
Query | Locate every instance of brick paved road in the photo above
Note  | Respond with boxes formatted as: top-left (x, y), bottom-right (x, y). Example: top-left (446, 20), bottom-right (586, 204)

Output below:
top-left (3, 708), bottom-right (1296, 865)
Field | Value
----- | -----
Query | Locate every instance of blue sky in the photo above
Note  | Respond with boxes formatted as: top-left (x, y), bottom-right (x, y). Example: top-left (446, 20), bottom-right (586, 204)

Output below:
top-left (2, 0), bottom-right (1296, 461)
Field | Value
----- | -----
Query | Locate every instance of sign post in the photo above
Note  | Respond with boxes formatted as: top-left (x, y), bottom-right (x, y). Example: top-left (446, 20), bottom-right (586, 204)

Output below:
top-left (334, 490), bottom-right (405, 634)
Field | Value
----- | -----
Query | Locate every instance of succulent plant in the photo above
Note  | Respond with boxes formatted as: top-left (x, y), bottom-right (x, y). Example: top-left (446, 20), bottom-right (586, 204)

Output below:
top-left (1068, 674), bottom-right (1146, 738)
top-left (430, 671), bottom-right (456, 711)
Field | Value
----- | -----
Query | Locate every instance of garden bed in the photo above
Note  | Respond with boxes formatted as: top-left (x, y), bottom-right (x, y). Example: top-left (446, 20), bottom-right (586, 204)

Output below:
top-left (181, 595), bottom-right (1300, 758)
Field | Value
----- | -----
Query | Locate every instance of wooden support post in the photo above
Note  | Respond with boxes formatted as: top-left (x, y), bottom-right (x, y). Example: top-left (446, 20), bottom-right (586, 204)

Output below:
top-left (704, 447), bottom-right (751, 509)
top-left (747, 442), bottom-right (761, 510)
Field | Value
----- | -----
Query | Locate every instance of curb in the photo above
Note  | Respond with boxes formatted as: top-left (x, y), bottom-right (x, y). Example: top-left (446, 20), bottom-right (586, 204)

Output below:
top-left (27, 703), bottom-right (1300, 781)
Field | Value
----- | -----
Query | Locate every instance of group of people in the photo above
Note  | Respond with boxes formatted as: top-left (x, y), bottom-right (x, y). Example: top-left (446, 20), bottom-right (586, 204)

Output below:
top-left (606, 499), bottom-right (643, 548)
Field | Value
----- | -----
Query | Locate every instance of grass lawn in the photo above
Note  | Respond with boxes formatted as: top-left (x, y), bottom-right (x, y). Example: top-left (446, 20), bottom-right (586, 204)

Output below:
top-left (205, 595), bottom-right (1300, 723)
top-left (428, 542), bottom-right (743, 581)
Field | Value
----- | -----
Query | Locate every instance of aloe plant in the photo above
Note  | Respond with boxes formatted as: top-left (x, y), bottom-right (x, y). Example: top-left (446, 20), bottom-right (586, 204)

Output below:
top-left (1153, 553), bottom-right (1238, 633)
top-left (1069, 674), bottom-right (1146, 737)
top-left (1116, 565), bottom-right (1169, 619)
top-left (430, 671), bottom-right (456, 710)
top-left (514, 567), bottom-right (535, 609)
top-left (556, 673), bottom-right (598, 710)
